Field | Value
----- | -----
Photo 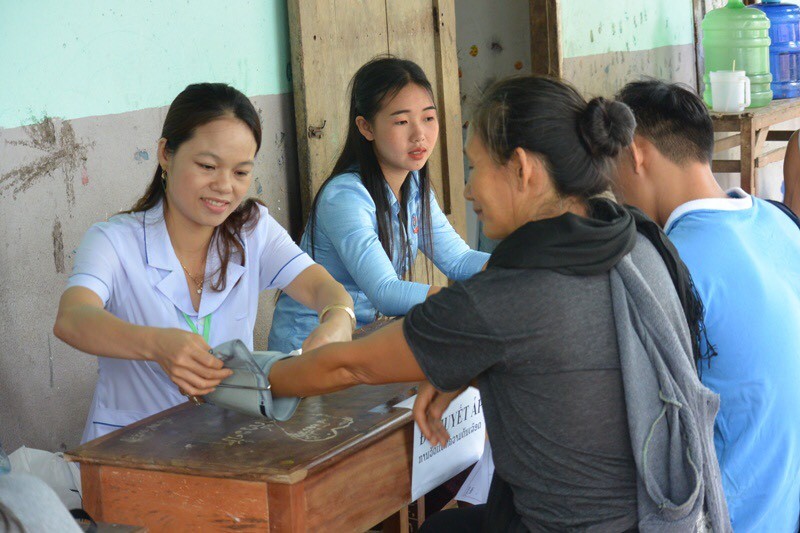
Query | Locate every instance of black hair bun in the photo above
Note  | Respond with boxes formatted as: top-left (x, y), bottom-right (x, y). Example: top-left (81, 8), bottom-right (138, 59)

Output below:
top-left (578, 97), bottom-right (636, 158)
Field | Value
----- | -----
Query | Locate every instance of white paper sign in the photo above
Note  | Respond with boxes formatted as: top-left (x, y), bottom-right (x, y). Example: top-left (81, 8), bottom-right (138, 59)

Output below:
top-left (395, 387), bottom-right (486, 501)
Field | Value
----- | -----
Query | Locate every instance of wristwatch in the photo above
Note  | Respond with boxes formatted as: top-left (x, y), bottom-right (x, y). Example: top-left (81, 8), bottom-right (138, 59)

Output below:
top-left (319, 303), bottom-right (356, 330)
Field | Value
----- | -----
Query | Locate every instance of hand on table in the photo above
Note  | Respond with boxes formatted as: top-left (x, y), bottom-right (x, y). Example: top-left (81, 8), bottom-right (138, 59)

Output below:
top-left (412, 380), bottom-right (466, 447)
top-left (150, 328), bottom-right (232, 396)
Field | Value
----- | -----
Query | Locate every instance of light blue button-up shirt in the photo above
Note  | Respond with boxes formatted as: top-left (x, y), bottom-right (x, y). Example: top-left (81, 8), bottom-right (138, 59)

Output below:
top-left (268, 171), bottom-right (489, 351)
top-left (66, 201), bottom-right (313, 443)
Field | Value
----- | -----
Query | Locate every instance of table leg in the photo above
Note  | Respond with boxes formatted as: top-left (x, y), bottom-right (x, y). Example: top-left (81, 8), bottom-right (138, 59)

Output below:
top-left (80, 464), bottom-right (104, 521)
top-left (415, 497), bottom-right (425, 526)
top-left (741, 118), bottom-right (756, 195)
top-left (268, 483), bottom-right (307, 532)
top-left (382, 505), bottom-right (409, 533)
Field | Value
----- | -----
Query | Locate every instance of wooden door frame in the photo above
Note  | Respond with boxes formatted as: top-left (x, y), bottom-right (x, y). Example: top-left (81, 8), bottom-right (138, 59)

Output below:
top-left (693, 0), bottom-right (706, 95)
top-left (530, 0), bottom-right (562, 77)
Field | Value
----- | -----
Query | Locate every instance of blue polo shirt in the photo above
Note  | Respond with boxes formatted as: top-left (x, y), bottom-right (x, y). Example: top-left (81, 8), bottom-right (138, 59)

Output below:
top-left (665, 189), bottom-right (800, 532)
top-left (268, 171), bottom-right (488, 351)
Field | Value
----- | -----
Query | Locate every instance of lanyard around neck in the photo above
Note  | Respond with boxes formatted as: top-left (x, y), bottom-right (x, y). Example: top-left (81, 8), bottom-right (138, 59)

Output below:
top-left (182, 312), bottom-right (212, 344)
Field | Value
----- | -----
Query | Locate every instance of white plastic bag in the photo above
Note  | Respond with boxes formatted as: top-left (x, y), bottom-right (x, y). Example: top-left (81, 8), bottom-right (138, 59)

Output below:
top-left (8, 446), bottom-right (82, 509)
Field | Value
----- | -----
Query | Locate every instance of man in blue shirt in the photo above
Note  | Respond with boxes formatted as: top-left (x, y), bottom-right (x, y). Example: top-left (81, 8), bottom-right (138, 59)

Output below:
top-left (614, 80), bottom-right (800, 532)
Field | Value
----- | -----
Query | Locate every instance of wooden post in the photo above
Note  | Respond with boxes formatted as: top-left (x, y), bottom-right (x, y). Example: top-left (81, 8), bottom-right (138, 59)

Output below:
top-left (530, 0), bottom-right (562, 77)
top-left (693, 0), bottom-right (707, 95)
top-left (433, 0), bottom-right (466, 230)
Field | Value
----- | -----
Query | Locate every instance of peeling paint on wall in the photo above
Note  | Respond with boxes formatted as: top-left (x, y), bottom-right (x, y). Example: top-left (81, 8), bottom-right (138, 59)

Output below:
top-left (561, 0), bottom-right (694, 59)
top-left (563, 44), bottom-right (697, 97)
top-left (52, 218), bottom-right (65, 273)
top-left (47, 334), bottom-right (55, 389)
top-left (0, 117), bottom-right (92, 205)
top-left (455, 0), bottom-right (531, 251)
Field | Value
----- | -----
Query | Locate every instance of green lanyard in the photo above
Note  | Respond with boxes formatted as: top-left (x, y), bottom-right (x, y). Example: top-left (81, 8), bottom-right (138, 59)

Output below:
top-left (182, 312), bottom-right (212, 344)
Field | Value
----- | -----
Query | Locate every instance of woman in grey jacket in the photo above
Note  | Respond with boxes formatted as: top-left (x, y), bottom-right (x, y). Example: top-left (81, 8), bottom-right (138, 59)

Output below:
top-left (261, 76), bottom-right (730, 532)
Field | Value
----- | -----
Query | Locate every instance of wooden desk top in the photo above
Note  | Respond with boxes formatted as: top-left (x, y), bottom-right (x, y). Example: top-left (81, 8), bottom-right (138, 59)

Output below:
top-left (711, 97), bottom-right (800, 129)
top-left (67, 383), bottom-right (416, 484)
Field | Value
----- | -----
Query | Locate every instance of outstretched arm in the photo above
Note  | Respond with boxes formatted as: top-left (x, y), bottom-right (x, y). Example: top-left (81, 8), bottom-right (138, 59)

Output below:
top-left (784, 131), bottom-right (800, 216)
top-left (54, 286), bottom-right (231, 396)
top-left (268, 319), bottom-right (425, 397)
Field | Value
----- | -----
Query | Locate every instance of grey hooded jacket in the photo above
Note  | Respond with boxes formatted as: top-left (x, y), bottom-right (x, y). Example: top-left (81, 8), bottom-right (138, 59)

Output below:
top-left (612, 235), bottom-right (731, 532)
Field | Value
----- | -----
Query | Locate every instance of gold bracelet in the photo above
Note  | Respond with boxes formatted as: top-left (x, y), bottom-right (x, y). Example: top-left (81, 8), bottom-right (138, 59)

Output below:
top-left (319, 304), bottom-right (356, 330)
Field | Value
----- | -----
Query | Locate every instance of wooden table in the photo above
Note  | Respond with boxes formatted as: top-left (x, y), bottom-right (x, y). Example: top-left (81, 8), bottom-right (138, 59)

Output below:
top-left (711, 97), bottom-right (800, 195)
top-left (66, 383), bottom-right (420, 532)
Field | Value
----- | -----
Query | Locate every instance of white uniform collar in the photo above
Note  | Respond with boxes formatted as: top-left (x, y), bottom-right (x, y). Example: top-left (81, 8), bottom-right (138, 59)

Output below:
top-left (664, 188), bottom-right (752, 234)
top-left (143, 201), bottom-right (246, 318)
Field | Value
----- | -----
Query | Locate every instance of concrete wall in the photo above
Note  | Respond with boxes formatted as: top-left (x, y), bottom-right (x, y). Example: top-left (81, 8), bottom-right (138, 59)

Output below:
top-left (455, 0), bottom-right (532, 250)
top-left (455, 0), bottom-right (703, 250)
top-left (0, 0), bottom-right (299, 453)
top-left (561, 0), bottom-right (697, 97)
top-left (3, 0), bottom-right (792, 455)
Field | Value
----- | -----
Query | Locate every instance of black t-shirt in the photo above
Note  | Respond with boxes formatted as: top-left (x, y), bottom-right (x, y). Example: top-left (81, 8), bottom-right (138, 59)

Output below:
top-left (403, 266), bottom-right (638, 531)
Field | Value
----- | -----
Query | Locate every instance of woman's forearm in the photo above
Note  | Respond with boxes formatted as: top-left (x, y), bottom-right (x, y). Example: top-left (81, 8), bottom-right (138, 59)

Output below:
top-left (55, 305), bottom-right (157, 361)
top-left (55, 287), bottom-right (230, 395)
top-left (784, 132), bottom-right (800, 215)
top-left (269, 320), bottom-right (425, 397)
top-left (269, 343), bottom-right (361, 397)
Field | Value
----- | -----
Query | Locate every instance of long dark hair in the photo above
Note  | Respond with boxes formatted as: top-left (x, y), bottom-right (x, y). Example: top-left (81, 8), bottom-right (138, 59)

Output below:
top-left (307, 56), bottom-right (435, 282)
top-left (471, 75), bottom-right (635, 201)
top-left (127, 83), bottom-right (263, 291)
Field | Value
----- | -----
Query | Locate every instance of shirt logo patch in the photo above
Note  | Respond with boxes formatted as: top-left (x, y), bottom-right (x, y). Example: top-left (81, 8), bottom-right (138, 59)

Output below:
top-left (412, 214), bottom-right (419, 234)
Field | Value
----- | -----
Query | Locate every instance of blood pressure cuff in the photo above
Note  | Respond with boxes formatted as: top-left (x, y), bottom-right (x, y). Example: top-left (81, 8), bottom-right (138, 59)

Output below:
top-left (203, 339), bottom-right (301, 421)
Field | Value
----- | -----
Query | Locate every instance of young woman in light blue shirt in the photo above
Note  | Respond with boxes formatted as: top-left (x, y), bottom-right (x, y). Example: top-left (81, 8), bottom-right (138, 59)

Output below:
top-left (269, 57), bottom-right (488, 352)
top-left (54, 84), bottom-right (354, 442)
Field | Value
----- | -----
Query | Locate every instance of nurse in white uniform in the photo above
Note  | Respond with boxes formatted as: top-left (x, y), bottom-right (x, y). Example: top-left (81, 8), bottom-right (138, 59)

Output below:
top-left (54, 83), bottom-right (355, 443)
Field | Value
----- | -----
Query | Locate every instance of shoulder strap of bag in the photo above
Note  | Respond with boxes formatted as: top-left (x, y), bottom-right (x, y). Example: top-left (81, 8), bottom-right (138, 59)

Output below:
top-left (766, 199), bottom-right (800, 231)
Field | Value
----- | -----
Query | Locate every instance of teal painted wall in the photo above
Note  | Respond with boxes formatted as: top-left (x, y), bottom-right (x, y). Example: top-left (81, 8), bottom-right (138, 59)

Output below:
top-left (561, 0), bottom-right (695, 58)
top-left (0, 0), bottom-right (291, 129)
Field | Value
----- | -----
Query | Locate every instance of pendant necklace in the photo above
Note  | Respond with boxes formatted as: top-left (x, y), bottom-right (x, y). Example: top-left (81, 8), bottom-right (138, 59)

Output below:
top-left (181, 264), bottom-right (206, 294)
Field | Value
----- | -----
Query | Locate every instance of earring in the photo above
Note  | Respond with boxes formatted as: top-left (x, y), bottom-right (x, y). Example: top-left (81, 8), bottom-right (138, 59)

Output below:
top-left (161, 169), bottom-right (167, 191)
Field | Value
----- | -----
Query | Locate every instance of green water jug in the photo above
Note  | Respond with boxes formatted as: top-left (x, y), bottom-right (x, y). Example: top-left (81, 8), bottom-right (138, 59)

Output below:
top-left (703, 0), bottom-right (773, 108)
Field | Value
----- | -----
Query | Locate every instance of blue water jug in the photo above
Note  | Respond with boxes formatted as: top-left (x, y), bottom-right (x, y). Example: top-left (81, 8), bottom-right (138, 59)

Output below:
top-left (753, 0), bottom-right (800, 98)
